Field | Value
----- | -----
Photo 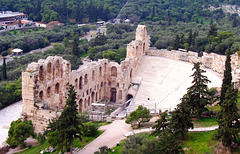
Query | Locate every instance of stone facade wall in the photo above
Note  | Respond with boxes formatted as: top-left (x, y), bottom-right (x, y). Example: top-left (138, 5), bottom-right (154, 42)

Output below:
top-left (22, 25), bottom-right (150, 132)
top-left (148, 48), bottom-right (240, 83)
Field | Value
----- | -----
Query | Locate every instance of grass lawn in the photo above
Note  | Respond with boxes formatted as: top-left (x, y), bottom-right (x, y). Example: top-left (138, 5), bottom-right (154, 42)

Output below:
top-left (182, 130), bottom-right (218, 153)
top-left (21, 130), bottom-right (104, 154)
top-left (192, 117), bottom-right (218, 128)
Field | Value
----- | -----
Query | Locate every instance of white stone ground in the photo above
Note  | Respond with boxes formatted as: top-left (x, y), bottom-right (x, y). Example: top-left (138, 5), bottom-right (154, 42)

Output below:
top-left (0, 100), bottom-right (22, 147)
top-left (129, 56), bottom-right (222, 113)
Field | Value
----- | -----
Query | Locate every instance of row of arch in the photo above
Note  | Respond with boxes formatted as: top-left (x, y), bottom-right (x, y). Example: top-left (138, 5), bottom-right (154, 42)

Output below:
top-left (39, 60), bottom-right (70, 82)
top-left (39, 82), bottom-right (60, 101)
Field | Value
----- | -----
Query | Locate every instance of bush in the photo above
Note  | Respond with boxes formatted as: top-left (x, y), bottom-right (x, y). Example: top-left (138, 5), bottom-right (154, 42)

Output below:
top-left (82, 122), bottom-right (98, 137)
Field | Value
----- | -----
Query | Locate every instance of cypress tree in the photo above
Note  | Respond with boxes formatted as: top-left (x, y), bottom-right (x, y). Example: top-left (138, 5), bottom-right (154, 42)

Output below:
top-left (216, 86), bottom-right (240, 149)
top-left (220, 53), bottom-right (232, 104)
top-left (2, 57), bottom-right (7, 80)
top-left (152, 110), bottom-right (168, 136)
top-left (187, 30), bottom-right (193, 46)
top-left (187, 62), bottom-right (210, 119)
top-left (173, 34), bottom-right (180, 50)
top-left (72, 35), bottom-right (80, 56)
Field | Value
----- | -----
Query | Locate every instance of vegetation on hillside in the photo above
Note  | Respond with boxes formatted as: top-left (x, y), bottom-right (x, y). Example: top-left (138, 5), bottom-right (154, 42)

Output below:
top-left (0, 0), bottom-right (127, 23)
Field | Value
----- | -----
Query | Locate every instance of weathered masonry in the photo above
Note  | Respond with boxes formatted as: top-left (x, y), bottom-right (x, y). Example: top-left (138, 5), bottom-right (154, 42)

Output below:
top-left (22, 25), bottom-right (150, 132)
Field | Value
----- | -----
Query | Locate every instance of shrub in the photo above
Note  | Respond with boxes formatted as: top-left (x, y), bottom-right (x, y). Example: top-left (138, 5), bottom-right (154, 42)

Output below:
top-left (82, 122), bottom-right (98, 137)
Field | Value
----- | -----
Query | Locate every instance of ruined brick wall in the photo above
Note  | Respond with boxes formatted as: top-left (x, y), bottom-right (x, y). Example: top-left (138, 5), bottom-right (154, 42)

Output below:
top-left (22, 25), bottom-right (150, 132)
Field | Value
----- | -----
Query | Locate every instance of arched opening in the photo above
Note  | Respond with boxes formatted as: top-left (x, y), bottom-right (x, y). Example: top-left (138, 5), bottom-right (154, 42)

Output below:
top-left (88, 97), bottom-right (90, 106)
top-left (91, 92), bottom-right (95, 103)
top-left (110, 88), bottom-right (117, 103)
top-left (84, 74), bottom-right (88, 85)
top-left (55, 60), bottom-right (60, 77)
top-left (47, 63), bottom-right (52, 80)
top-left (95, 92), bottom-right (97, 102)
top-left (75, 78), bottom-right (78, 89)
top-left (39, 66), bottom-right (44, 82)
top-left (65, 82), bottom-right (69, 91)
top-left (99, 89), bottom-right (101, 100)
top-left (92, 70), bottom-right (95, 80)
top-left (99, 67), bottom-right (102, 77)
top-left (79, 76), bottom-right (82, 89)
top-left (55, 82), bottom-right (59, 94)
top-left (126, 94), bottom-right (133, 106)
top-left (39, 91), bottom-right (43, 101)
top-left (143, 43), bottom-right (145, 54)
top-left (84, 99), bottom-right (87, 108)
top-left (79, 99), bottom-right (83, 112)
top-left (111, 66), bottom-right (117, 77)
top-left (47, 87), bottom-right (51, 98)
top-left (66, 63), bottom-right (70, 75)
top-left (118, 90), bottom-right (122, 100)
top-left (130, 69), bottom-right (133, 78)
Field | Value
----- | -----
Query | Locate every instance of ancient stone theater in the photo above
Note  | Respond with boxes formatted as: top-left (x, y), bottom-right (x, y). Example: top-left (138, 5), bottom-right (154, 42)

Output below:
top-left (22, 25), bottom-right (150, 132)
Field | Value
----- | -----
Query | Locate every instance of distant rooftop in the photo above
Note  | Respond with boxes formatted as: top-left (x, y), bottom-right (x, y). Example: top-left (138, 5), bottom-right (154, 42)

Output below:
top-left (0, 11), bottom-right (26, 18)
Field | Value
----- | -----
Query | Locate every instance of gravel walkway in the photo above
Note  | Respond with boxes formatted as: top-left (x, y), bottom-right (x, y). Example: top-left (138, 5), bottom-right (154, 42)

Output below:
top-left (78, 120), bottom-right (132, 154)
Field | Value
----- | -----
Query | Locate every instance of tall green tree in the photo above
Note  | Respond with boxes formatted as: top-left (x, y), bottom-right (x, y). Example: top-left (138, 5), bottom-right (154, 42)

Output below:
top-left (187, 30), bottom-right (193, 47)
top-left (47, 85), bottom-right (83, 153)
top-left (187, 62), bottom-right (210, 119)
top-left (220, 53), bottom-right (232, 104)
top-left (173, 34), bottom-right (180, 50)
top-left (216, 86), bottom-right (240, 149)
top-left (152, 110), bottom-right (168, 136)
top-left (2, 57), bottom-right (7, 80)
top-left (169, 94), bottom-right (193, 139)
top-left (72, 35), bottom-right (80, 56)
top-left (126, 105), bottom-right (152, 128)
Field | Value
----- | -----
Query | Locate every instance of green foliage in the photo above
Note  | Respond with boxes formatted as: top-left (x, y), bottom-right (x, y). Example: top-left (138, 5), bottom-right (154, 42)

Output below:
top-left (72, 35), bottom-right (80, 56)
top-left (46, 85), bottom-right (83, 153)
top-left (152, 110), bottom-right (168, 136)
top-left (6, 118), bottom-right (34, 148)
top-left (36, 133), bottom-right (46, 144)
top-left (186, 62), bottom-right (210, 119)
top-left (216, 86), bottom-right (240, 148)
top-left (121, 133), bottom-right (183, 154)
top-left (2, 57), bottom-right (7, 80)
top-left (82, 122), bottom-right (98, 137)
top-left (0, 77), bottom-right (22, 109)
top-left (125, 105), bottom-right (152, 128)
top-left (94, 146), bottom-right (111, 154)
top-left (193, 117), bottom-right (218, 127)
top-left (169, 94), bottom-right (194, 139)
top-left (220, 53), bottom-right (232, 104)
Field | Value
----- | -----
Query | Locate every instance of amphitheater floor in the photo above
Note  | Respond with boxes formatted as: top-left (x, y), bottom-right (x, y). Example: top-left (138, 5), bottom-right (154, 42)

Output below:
top-left (129, 56), bottom-right (222, 113)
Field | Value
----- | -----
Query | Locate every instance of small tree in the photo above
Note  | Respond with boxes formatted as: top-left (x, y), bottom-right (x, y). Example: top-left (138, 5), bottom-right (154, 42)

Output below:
top-left (173, 34), bottom-right (180, 50)
top-left (187, 62), bottom-right (210, 119)
top-left (169, 94), bottom-right (193, 139)
top-left (7, 118), bottom-right (34, 148)
top-left (126, 105), bottom-right (152, 128)
top-left (220, 53), bottom-right (232, 104)
top-left (216, 86), bottom-right (240, 149)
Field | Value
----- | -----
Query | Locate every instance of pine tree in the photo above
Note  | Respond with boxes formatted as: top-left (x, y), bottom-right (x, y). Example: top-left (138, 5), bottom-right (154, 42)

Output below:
top-left (187, 62), bottom-right (210, 119)
top-left (152, 110), bottom-right (168, 136)
top-left (47, 85), bottom-right (83, 153)
top-left (220, 53), bottom-right (232, 104)
top-left (216, 86), bottom-right (240, 149)
top-left (169, 94), bottom-right (193, 139)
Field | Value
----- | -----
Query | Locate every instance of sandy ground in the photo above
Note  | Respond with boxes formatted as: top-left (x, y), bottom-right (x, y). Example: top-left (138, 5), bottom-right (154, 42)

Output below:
top-left (0, 100), bottom-right (22, 146)
top-left (129, 56), bottom-right (222, 113)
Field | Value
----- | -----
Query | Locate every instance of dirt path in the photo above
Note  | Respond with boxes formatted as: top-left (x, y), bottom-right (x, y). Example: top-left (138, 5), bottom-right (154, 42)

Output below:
top-left (78, 120), bottom-right (132, 154)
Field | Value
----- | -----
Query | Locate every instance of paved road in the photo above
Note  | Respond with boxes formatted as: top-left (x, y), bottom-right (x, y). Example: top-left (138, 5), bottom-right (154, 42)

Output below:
top-left (78, 120), bottom-right (132, 154)
top-left (0, 100), bottom-right (22, 147)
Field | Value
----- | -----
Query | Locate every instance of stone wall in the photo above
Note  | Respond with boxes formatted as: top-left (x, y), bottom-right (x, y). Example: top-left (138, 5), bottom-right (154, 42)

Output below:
top-left (22, 25), bottom-right (150, 132)
top-left (148, 48), bottom-right (240, 83)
